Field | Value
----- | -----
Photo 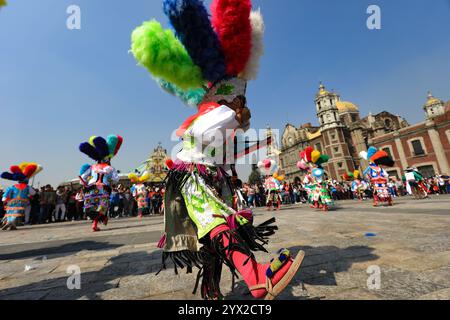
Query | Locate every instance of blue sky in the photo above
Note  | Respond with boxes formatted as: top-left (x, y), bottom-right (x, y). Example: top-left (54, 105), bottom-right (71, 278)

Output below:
top-left (0, 0), bottom-right (449, 187)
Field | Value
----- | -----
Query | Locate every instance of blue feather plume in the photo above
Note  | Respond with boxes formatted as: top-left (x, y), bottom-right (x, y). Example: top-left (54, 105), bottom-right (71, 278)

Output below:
top-left (163, 0), bottom-right (227, 82)
top-left (92, 136), bottom-right (110, 160)
top-left (1, 172), bottom-right (26, 182)
top-left (79, 142), bottom-right (101, 161)
top-left (1, 172), bottom-right (14, 181)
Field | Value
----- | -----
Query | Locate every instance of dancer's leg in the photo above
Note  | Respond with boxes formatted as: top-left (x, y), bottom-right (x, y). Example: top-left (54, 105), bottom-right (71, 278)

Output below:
top-left (210, 224), bottom-right (300, 299)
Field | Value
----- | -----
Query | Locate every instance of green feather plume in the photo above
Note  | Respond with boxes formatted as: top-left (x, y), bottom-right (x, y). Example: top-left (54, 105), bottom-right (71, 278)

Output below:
top-left (131, 20), bottom-right (205, 90)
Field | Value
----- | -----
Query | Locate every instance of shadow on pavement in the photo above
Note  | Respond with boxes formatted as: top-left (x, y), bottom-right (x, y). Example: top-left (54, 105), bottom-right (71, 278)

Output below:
top-left (0, 241), bottom-right (123, 261)
top-left (0, 251), bottom-right (162, 300)
top-left (0, 244), bottom-right (378, 300)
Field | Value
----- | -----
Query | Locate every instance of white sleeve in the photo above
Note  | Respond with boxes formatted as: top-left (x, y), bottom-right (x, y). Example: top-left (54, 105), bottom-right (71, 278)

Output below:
top-left (189, 105), bottom-right (240, 147)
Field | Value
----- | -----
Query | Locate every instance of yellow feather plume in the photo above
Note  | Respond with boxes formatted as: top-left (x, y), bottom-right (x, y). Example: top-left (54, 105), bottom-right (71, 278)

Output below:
top-left (311, 150), bottom-right (321, 164)
top-left (89, 136), bottom-right (97, 147)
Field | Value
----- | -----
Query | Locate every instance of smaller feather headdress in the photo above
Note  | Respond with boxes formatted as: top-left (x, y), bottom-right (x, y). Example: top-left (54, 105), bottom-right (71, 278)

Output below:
top-left (300, 147), bottom-right (330, 168)
top-left (128, 171), bottom-right (151, 184)
top-left (79, 134), bottom-right (123, 162)
top-left (359, 146), bottom-right (395, 167)
top-left (1, 162), bottom-right (43, 182)
top-left (342, 170), bottom-right (360, 181)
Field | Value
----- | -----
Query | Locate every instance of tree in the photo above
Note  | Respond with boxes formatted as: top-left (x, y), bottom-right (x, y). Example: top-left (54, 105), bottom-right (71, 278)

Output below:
top-left (248, 165), bottom-right (263, 185)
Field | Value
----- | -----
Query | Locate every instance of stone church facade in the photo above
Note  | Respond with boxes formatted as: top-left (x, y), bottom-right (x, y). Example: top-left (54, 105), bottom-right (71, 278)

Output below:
top-left (280, 83), bottom-right (449, 182)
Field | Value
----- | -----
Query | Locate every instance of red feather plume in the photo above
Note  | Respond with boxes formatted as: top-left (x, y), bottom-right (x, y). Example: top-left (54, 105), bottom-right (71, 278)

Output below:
top-left (23, 164), bottom-right (38, 178)
top-left (10, 166), bottom-right (22, 174)
top-left (211, 0), bottom-right (252, 76)
top-left (305, 146), bottom-right (313, 162)
top-left (114, 136), bottom-right (123, 156)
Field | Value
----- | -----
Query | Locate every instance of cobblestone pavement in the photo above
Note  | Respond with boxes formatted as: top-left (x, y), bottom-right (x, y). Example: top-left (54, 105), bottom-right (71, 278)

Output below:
top-left (0, 195), bottom-right (449, 300)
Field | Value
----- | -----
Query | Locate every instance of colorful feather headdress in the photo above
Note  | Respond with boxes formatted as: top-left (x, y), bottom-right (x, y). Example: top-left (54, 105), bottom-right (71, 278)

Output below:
top-left (128, 171), bottom-right (151, 184)
top-left (359, 147), bottom-right (395, 167)
top-left (300, 146), bottom-right (330, 168)
top-left (1, 163), bottom-right (43, 182)
top-left (342, 170), bottom-right (360, 181)
top-left (131, 0), bottom-right (265, 108)
top-left (79, 134), bottom-right (123, 162)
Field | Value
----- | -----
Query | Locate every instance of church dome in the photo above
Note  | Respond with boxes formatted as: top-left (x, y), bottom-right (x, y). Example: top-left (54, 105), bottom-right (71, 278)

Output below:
top-left (425, 91), bottom-right (443, 107)
top-left (336, 101), bottom-right (359, 113)
top-left (318, 83), bottom-right (329, 96)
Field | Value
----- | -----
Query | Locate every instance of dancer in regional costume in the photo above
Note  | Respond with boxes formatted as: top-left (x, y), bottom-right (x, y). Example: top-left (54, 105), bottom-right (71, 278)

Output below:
top-left (297, 157), bottom-right (314, 202)
top-left (131, 0), bottom-right (305, 300)
top-left (300, 147), bottom-right (333, 211)
top-left (343, 170), bottom-right (366, 201)
top-left (360, 147), bottom-right (395, 207)
top-left (1, 163), bottom-right (42, 230)
top-left (129, 171), bottom-right (151, 218)
top-left (78, 135), bottom-right (122, 232)
top-left (258, 159), bottom-right (282, 211)
top-left (403, 167), bottom-right (428, 200)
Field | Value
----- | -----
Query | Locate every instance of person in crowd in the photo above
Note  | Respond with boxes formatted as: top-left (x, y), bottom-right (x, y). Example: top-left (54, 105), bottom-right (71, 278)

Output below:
top-left (437, 175), bottom-right (447, 194)
top-left (54, 186), bottom-right (68, 222)
top-left (109, 187), bottom-right (121, 218)
top-left (247, 184), bottom-right (256, 208)
top-left (122, 187), bottom-right (132, 217)
top-left (75, 189), bottom-right (85, 220)
top-left (47, 186), bottom-right (57, 223)
top-left (66, 189), bottom-right (77, 221)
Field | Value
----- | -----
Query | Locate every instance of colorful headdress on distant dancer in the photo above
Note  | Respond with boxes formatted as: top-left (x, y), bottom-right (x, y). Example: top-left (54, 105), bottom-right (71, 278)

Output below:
top-left (273, 172), bottom-right (285, 182)
top-left (359, 146), bottom-right (394, 167)
top-left (257, 158), bottom-right (278, 176)
top-left (343, 170), bottom-right (360, 181)
top-left (1, 163), bottom-right (43, 182)
top-left (79, 134), bottom-right (123, 162)
top-left (131, 0), bottom-right (264, 109)
top-left (299, 146), bottom-right (330, 169)
top-left (128, 171), bottom-right (151, 184)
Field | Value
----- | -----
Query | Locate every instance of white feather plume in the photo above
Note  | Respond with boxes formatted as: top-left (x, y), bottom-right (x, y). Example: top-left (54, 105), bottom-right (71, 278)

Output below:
top-left (359, 151), bottom-right (368, 160)
top-left (240, 9), bottom-right (265, 80)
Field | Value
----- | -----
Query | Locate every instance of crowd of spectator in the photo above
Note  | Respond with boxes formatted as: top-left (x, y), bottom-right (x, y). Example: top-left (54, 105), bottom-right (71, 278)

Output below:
top-left (0, 184), bottom-right (165, 226)
top-left (1, 175), bottom-right (448, 225)
top-left (239, 174), bottom-right (450, 207)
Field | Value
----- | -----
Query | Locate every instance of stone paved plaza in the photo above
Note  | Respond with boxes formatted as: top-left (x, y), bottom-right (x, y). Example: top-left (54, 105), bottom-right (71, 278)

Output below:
top-left (0, 195), bottom-right (449, 300)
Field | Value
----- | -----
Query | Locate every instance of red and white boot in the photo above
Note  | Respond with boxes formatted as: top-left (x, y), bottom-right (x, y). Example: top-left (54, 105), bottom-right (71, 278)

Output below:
top-left (210, 225), bottom-right (305, 300)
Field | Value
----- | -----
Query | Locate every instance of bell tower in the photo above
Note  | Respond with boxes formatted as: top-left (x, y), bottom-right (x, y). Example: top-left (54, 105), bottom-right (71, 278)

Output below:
top-left (315, 82), bottom-right (344, 130)
top-left (315, 82), bottom-right (355, 179)
top-left (423, 91), bottom-right (445, 120)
